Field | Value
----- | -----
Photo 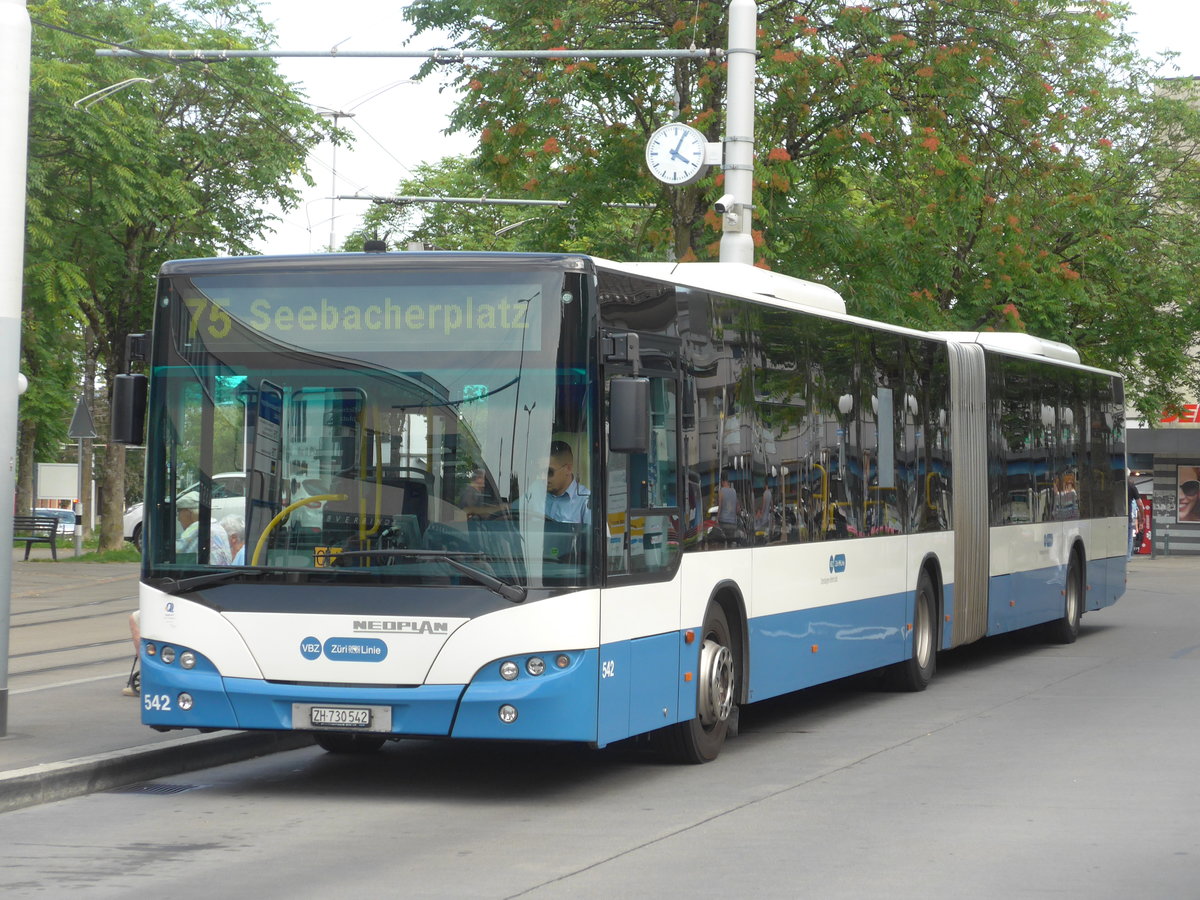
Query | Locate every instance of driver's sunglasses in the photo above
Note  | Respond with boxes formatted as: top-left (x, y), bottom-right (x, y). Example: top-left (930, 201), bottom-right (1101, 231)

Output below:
top-left (547, 466), bottom-right (560, 478)
top-left (1183, 480), bottom-right (1200, 497)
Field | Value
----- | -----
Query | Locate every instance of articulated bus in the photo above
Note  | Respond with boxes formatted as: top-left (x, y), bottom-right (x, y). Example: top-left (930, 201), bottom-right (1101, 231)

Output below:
top-left (111, 252), bottom-right (1126, 762)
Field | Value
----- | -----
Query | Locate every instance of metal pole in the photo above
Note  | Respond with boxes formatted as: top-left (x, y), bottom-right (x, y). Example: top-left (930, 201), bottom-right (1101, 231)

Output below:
top-left (338, 194), bottom-right (653, 210)
top-left (75, 442), bottom-right (84, 557)
top-left (719, 0), bottom-right (756, 265)
top-left (0, 0), bottom-right (32, 737)
top-left (1150, 491), bottom-right (1157, 559)
top-left (319, 111), bottom-right (355, 252)
top-left (96, 48), bottom-right (718, 60)
top-left (330, 129), bottom-right (338, 251)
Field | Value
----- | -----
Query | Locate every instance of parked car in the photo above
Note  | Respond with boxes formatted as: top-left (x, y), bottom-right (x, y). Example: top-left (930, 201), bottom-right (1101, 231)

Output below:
top-left (123, 472), bottom-right (246, 551)
top-left (33, 507), bottom-right (77, 535)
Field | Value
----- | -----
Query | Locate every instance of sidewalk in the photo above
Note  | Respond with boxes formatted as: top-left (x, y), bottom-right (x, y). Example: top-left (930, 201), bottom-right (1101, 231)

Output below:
top-left (0, 548), bottom-right (310, 813)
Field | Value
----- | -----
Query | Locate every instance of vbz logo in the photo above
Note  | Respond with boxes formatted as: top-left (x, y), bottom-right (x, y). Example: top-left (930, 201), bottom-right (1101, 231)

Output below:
top-left (829, 553), bottom-right (847, 574)
top-left (300, 637), bottom-right (322, 660)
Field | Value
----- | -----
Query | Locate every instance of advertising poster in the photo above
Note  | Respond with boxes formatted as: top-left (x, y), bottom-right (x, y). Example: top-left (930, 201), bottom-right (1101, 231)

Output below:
top-left (1177, 465), bottom-right (1200, 523)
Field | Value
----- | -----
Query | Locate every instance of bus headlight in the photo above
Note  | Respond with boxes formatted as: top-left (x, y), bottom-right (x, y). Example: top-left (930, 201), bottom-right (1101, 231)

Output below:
top-left (160, 647), bottom-right (176, 664)
top-left (498, 705), bottom-right (518, 723)
top-left (500, 661), bottom-right (519, 681)
top-left (526, 657), bottom-right (546, 676)
top-left (178, 693), bottom-right (194, 711)
top-left (180, 651), bottom-right (196, 669)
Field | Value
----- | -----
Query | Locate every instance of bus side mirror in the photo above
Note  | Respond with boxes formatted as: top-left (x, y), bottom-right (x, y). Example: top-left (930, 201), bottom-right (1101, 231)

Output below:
top-left (111, 374), bottom-right (148, 445)
top-left (609, 377), bottom-right (650, 453)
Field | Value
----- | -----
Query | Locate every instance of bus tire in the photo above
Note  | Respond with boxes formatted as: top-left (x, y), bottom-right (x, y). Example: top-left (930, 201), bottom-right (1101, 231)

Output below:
top-left (1046, 551), bottom-right (1082, 644)
top-left (888, 569), bottom-right (937, 692)
top-left (315, 732), bottom-right (386, 754)
top-left (652, 603), bottom-right (737, 764)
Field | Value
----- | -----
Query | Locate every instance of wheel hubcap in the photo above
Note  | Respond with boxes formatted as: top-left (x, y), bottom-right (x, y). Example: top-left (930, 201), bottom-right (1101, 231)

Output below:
top-left (1067, 569), bottom-right (1080, 622)
top-left (699, 638), bottom-right (734, 726)
top-left (915, 593), bottom-right (933, 668)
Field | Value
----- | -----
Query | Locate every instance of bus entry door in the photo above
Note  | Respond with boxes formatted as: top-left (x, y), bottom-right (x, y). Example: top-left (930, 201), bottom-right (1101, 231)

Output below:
top-left (597, 336), bottom-right (685, 746)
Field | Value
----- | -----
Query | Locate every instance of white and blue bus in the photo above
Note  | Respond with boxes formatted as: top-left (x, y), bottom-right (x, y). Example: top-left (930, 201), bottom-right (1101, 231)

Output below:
top-left (111, 252), bottom-right (1126, 762)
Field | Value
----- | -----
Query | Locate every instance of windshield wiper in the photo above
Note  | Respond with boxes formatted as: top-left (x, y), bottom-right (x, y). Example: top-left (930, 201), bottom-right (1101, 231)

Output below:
top-left (438, 556), bottom-right (527, 604)
top-left (154, 564), bottom-right (321, 595)
top-left (332, 548), bottom-right (527, 603)
top-left (155, 567), bottom-right (266, 595)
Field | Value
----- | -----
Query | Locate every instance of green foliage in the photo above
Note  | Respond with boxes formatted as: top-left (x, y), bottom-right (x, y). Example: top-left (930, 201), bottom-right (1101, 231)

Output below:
top-left (400, 0), bottom-right (1200, 418)
top-left (750, 0), bottom-right (1200, 417)
top-left (406, 0), bottom-right (727, 259)
top-left (23, 0), bottom-right (335, 546)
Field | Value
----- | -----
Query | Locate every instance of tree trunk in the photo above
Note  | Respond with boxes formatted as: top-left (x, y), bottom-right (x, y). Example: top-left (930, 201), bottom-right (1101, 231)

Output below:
top-left (85, 342), bottom-right (127, 552)
top-left (16, 418), bottom-right (36, 515)
top-left (81, 340), bottom-right (97, 542)
top-left (97, 363), bottom-right (127, 552)
top-left (99, 437), bottom-right (126, 551)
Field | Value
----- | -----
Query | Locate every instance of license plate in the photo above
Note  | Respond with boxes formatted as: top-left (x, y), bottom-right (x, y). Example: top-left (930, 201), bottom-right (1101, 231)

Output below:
top-left (309, 706), bottom-right (370, 728)
top-left (291, 703), bottom-right (391, 731)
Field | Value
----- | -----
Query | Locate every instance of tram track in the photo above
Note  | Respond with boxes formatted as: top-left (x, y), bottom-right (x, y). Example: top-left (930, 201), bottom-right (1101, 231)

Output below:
top-left (10, 607), bottom-right (136, 630)
top-left (8, 635), bottom-right (133, 680)
top-left (9, 595), bottom-right (135, 621)
top-left (10, 638), bottom-right (131, 660)
top-left (11, 652), bottom-right (133, 680)
top-left (8, 568), bottom-right (140, 686)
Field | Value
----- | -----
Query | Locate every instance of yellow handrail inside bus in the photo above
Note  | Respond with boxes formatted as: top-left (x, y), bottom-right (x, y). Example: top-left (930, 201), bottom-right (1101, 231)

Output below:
top-left (250, 494), bottom-right (348, 567)
top-left (358, 412), bottom-right (384, 544)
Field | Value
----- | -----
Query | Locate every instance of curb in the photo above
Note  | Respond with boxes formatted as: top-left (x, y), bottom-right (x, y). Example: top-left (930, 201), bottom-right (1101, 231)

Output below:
top-left (0, 731), bottom-right (314, 815)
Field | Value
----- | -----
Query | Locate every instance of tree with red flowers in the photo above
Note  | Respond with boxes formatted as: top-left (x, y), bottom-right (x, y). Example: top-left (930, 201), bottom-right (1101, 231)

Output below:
top-left (385, 0), bottom-right (1200, 416)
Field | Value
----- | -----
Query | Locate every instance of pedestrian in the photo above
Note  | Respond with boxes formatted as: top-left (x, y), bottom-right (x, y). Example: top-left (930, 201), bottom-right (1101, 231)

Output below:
top-left (122, 610), bottom-right (140, 697)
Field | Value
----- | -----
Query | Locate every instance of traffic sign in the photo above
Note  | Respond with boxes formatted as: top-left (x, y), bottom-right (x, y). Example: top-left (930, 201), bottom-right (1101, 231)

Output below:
top-left (67, 396), bottom-right (96, 440)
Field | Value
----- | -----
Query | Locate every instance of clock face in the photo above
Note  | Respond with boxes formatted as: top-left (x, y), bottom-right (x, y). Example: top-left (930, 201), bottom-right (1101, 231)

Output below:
top-left (645, 123), bottom-right (708, 186)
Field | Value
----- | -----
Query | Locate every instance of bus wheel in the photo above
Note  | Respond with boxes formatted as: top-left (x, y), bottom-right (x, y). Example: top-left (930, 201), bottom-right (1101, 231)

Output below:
top-left (652, 604), bottom-right (737, 764)
top-left (1046, 552), bottom-right (1082, 644)
top-left (888, 569), bottom-right (937, 692)
top-left (315, 732), bottom-right (386, 754)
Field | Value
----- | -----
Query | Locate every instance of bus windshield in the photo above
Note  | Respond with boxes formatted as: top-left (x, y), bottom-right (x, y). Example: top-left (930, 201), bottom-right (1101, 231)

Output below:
top-left (142, 259), bottom-right (595, 593)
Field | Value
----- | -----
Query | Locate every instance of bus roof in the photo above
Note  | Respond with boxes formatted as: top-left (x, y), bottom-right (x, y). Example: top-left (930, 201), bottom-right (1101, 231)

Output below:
top-left (157, 251), bottom-right (576, 275)
top-left (600, 260), bottom-right (847, 315)
top-left (930, 331), bottom-right (1081, 364)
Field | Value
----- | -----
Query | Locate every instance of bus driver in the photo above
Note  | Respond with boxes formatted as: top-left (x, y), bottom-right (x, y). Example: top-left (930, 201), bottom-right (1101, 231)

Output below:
top-left (545, 440), bottom-right (591, 525)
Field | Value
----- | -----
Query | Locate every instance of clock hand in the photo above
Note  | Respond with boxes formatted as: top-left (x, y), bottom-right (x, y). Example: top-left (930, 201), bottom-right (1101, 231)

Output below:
top-left (670, 131), bottom-right (695, 163)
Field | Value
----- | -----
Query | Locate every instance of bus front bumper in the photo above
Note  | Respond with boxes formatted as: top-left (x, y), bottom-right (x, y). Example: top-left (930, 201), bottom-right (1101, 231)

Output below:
top-left (138, 645), bottom-right (600, 743)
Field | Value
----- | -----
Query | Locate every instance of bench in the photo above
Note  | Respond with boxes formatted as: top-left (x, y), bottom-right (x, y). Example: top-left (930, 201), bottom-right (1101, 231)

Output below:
top-left (13, 515), bottom-right (59, 560)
